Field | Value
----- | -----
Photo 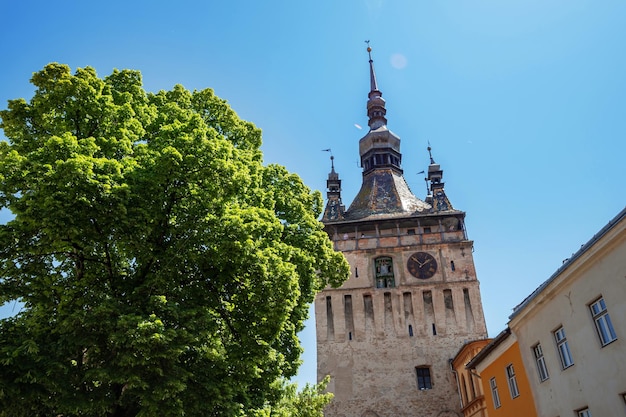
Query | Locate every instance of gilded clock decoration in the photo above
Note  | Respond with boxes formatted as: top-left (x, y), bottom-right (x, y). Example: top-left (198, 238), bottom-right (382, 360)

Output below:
top-left (407, 252), bottom-right (438, 279)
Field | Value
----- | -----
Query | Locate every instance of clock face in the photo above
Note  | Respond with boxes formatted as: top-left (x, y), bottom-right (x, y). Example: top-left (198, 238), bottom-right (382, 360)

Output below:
top-left (407, 252), bottom-right (438, 279)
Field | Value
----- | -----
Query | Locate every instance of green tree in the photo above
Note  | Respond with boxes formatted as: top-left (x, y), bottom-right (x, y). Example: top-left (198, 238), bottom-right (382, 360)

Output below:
top-left (0, 64), bottom-right (348, 416)
top-left (251, 377), bottom-right (333, 417)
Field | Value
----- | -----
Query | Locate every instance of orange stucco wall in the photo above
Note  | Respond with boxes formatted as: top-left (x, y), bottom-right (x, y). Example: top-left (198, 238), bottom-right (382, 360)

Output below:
top-left (481, 342), bottom-right (537, 417)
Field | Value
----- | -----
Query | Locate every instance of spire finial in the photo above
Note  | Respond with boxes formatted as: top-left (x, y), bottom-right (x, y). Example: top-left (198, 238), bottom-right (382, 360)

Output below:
top-left (427, 141), bottom-right (435, 164)
top-left (365, 40), bottom-right (379, 93)
top-left (322, 148), bottom-right (335, 172)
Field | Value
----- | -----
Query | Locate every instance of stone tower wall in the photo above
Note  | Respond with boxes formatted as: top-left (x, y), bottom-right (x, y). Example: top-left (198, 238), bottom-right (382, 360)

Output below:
top-left (316, 225), bottom-right (487, 417)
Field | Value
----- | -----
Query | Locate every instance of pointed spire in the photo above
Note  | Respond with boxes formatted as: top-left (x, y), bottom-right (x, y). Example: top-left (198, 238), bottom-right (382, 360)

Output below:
top-left (366, 41), bottom-right (379, 94)
top-left (364, 41), bottom-right (387, 130)
top-left (426, 144), bottom-right (453, 212)
top-left (322, 150), bottom-right (344, 221)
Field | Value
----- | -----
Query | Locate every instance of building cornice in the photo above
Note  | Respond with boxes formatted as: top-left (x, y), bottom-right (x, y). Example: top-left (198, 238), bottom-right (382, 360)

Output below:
top-left (508, 206), bottom-right (626, 323)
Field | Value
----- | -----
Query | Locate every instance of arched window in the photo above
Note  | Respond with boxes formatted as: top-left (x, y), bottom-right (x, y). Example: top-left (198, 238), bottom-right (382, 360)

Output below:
top-left (461, 374), bottom-right (469, 406)
top-left (374, 257), bottom-right (395, 288)
top-left (470, 372), bottom-right (477, 399)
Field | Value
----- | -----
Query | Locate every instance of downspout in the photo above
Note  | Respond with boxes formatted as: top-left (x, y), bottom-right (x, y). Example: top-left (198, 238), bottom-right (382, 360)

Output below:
top-left (449, 359), bottom-right (464, 410)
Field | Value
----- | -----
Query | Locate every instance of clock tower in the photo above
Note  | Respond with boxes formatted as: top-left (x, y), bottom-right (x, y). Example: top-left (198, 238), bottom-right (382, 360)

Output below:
top-left (315, 46), bottom-right (488, 417)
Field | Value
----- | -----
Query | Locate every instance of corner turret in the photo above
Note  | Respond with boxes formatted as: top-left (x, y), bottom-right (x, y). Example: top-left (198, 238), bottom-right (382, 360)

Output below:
top-left (425, 145), bottom-right (454, 212)
top-left (322, 152), bottom-right (345, 221)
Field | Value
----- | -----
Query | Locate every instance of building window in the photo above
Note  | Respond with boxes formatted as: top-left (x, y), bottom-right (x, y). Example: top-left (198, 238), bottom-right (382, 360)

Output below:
top-left (375, 257), bottom-right (395, 288)
top-left (590, 297), bottom-right (617, 346)
top-left (490, 377), bottom-right (501, 408)
top-left (450, 260), bottom-right (455, 271)
top-left (416, 367), bottom-right (432, 390)
top-left (423, 227), bottom-right (431, 234)
top-left (577, 407), bottom-right (591, 417)
top-left (533, 343), bottom-right (549, 382)
top-left (461, 374), bottom-right (469, 405)
top-left (506, 364), bottom-right (520, 398)
top-left (554, 327), bottom-right (574, 369)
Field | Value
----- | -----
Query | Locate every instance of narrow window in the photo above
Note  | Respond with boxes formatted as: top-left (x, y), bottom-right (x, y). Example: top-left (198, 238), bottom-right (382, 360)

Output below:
top-left (344, 294), bottom-right (354, 341)
top-left (469, 373), bottom-right (477, 400)
top-left (590, 297), bottom-right (617, 346)
top-left (355, 267), bottom-right (359, 278)
top-left (326, 296), bottom-right (334, 339)
top-left (490, 377), bottom-right (501, 408)
top-left (450, 260), bottom-right (455, 271)
top-left (577, 407), bottom-right (591, 417)
top-left (533, 343), bottom-right (549, 382)
top-left (408, 324), bottom-right (414, 337)
top-left (416, 367), bottom-right (432, 390)
top-left (506, 364), bottom-right (520, 398)
top-left (554, 326), bottom-right (574, 369)
top-left (432, 323), bottom-right (437, 336)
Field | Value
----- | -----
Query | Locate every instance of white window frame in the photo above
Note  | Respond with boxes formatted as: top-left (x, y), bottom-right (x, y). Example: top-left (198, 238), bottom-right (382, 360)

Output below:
top-left (577, 407), bottom-right (591, 417)
top-left (554, 326), bottom-right (574, 369)
top-left (590, 297), bottom-right (617, 346)
top-left (506, 364), bottom-right (520, 398)
top-left (533, 343), bottom-right (549, 382)
top-left (490, 377), bottom-right (501, 409)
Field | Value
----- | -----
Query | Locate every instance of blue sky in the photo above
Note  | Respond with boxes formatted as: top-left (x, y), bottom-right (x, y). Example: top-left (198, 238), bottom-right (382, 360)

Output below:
top-left (1, 0), bottom-right (625, 387)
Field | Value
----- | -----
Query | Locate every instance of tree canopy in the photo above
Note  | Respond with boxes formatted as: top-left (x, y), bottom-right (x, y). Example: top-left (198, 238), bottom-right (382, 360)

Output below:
top-left (0, 63), bottom-right (348, 416)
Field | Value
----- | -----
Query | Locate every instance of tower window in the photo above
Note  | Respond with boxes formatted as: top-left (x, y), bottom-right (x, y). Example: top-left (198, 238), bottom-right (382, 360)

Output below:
top-left (375, 257), bottom-right (395, 288)
top-left (408, 325), bottom-right (413, 337)
top-left (423, 227), bottom-right (431, 234)
top-left (450, 260), bottom-right (455, 271)
top-left (407, 228), bottom-right (415, 235)
top-left (415, 367), bottom-right (432, 390)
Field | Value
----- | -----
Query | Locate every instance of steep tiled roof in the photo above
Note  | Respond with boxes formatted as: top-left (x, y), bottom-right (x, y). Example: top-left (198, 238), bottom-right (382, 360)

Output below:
top-left (344, 168), bottom-right (431, 221)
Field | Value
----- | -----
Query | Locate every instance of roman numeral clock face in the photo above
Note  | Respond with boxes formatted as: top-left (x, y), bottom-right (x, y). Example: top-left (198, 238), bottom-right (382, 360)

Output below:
top-left (407, 252), bottom-right (438, 279)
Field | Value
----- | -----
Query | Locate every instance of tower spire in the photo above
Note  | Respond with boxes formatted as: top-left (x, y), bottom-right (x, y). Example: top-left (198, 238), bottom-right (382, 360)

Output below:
top-left (364, 41), bottom-right (387, 130)
top-left (366, 40), bottom-right (379, 94)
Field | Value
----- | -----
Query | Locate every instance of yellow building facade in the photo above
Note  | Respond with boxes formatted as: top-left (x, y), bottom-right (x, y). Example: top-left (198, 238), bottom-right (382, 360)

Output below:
top-left (465, 329), bottom-right (538, 417)
top-left (451, 340), bottom-right (491, 417)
